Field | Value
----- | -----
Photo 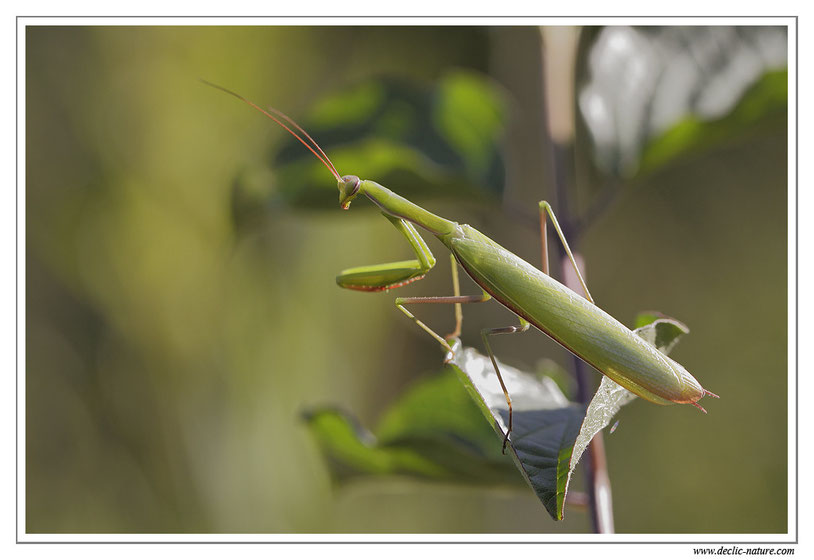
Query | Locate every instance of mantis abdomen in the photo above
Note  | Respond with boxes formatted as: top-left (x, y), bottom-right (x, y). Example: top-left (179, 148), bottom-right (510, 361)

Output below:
top-left (444, 224), bottom-right (705, 406)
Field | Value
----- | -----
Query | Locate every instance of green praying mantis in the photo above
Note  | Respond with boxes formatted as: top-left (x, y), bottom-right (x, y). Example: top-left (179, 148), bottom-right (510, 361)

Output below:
top-left (204, 80), bottom-right (718, 450)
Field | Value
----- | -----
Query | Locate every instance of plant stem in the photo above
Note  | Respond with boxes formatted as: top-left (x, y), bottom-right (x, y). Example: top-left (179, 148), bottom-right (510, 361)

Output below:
top-left (540, 26), bottom-right (615, 534)
top-left (555, 157), bottom-right (615, 535)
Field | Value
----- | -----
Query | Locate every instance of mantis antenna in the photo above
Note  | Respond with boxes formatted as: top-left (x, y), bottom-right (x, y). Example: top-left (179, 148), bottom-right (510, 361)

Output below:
top-left (200, 79), bottom-right (342, 182)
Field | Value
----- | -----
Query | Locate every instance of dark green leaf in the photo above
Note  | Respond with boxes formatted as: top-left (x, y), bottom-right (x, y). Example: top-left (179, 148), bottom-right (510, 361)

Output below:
top-left (233, 72), bottom-right (507, 218)
top-left (433, 72), bottom-right (506, 179)
top-left (302, 366), bottom-right (521, 487)
top-left (448, 342), bottom-right (585, 520)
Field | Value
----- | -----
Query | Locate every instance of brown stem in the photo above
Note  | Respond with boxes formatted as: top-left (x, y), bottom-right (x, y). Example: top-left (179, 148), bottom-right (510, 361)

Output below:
top-left (589, 431), bottom-right (614, 533)
top-left (539, 25), bottom-right (615, 534)
top-left (562, 256), bottom-right (615, 534)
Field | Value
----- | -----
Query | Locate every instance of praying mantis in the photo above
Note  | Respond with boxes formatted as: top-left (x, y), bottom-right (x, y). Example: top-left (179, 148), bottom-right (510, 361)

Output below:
top-left (204, 80), bottom-right (718, 450)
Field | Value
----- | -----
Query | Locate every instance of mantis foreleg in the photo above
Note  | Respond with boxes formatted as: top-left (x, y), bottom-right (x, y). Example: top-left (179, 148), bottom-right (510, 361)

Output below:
top-left (335, 213), bottom-right (437, 292)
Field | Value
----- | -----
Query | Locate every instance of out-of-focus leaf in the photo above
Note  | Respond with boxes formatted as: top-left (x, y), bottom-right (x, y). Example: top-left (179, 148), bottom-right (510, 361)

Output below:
top-left (234, 71), bottom-right (507, 218)
top-left (578, 26), bottom-right (787, 177)
top-left (302, 366), bottom-right (521, 487)
top-left (638, 70), bottom-right (787, 175)
top-left (434, 72), bottom-right (506, 178)
top-left (535, 357), bottom-right (575, 400)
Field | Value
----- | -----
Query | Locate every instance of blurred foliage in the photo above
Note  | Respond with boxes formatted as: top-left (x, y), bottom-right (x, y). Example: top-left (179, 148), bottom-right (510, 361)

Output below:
top-left (578, 26), bottom-right (788, 177)
top-left (303, 366), bottom-right (519, 486)
top-left (638, 70), bottom-right (788, 176)
top-left (231, 71), bottom-right (507, 216)
top-left (25, 25), bottom-right (788, 534)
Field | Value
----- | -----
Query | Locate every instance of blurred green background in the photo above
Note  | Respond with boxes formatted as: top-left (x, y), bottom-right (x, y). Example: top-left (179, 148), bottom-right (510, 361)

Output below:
top-left (26, 26), bottom-right (788, 533)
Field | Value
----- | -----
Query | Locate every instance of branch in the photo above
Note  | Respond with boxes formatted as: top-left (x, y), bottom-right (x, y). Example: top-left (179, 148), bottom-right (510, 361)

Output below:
top-left (540, 25), bottom-right (615, 534)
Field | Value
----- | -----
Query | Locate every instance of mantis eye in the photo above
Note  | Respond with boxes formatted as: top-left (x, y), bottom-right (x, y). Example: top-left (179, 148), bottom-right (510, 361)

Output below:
top-left (338, 175), bottom-right (361, 209)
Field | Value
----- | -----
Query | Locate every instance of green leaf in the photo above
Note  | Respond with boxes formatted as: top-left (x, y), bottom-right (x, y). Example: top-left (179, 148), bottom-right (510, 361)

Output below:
top-left (632, 311), bottom-right (663, 329)
top-left (631, 313), bottom-right (689, 355)
top-left (231, 72), bottom-right (507, 221)
top-left (447, 342), bottom-right (585, 520)
top-left (308, 81), bottom-right (387, 129)
top-left (303, 367), bottom-right (521, 487)
top-left (434, 72), bottom-right (506, 179)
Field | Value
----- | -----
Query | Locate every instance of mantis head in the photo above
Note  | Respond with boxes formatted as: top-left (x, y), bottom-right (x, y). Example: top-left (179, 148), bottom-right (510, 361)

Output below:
top-left (338, 175), bottom-right (361, 210)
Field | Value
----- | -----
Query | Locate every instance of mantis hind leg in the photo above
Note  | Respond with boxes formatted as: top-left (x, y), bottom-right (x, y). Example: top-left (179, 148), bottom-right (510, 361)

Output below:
top-left (481, 318), bottom-right (531, 452)
top-left (539, 201), bottom-right (594, 304)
